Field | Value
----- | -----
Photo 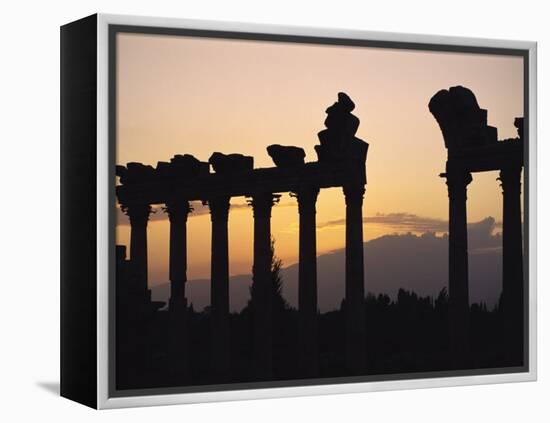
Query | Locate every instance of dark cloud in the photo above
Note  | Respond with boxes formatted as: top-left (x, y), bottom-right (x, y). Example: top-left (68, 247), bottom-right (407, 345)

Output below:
top-left (467, 217), bottom-right (502, 250)
top-left (317, 212), bottom-right (502, 236)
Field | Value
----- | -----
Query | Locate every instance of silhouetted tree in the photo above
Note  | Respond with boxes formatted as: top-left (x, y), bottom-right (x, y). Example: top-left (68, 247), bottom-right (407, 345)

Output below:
top-left (247, 237), bottom-right (289, 311)
top-left (435, 287), bottom-right (449, 312)
top-left (270, 239), bottom-right (289, 312)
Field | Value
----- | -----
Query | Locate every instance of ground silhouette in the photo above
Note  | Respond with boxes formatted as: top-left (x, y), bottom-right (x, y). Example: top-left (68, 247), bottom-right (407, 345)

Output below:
top-left (116, 238), bottom-right (522, 390)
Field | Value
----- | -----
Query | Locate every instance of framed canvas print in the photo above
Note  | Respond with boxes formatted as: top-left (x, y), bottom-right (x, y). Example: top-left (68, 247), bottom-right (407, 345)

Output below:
top-left (60, 14), bottom-right (537, 409)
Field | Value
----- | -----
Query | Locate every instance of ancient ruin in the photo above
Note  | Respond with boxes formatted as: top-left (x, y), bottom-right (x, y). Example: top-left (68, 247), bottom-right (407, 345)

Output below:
top-left (114, 88), bottom-right (525, 385)
top-left (429, 86), bottom-right (524, 364)
top-left (116, 93), bottom-right (370, 379)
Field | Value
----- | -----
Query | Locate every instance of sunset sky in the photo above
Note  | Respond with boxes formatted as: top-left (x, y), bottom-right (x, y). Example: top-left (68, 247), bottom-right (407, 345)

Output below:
top-left (115, 32), bottom-right (524, 291)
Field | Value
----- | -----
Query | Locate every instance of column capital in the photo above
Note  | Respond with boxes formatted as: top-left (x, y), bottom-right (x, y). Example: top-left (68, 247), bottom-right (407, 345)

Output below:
top-left (292, 186), bottom-right (319, 215)
top-left (441, 169), bottom-right (472, 200)
top-left (207, 196), bottom-right (231, 222)
top-left (248, 193), bottom-right (281, 219)
top-left (122, 204), bottom-right (152, 226)
top-left (343, 183), bottom-right (365, 207)
top-left (498, 166), bottom-right (522, 194)
top-left (164, 200), bottom-right (192, 222)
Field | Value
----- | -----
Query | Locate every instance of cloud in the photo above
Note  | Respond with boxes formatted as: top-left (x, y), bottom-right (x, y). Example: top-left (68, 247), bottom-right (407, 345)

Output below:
top-left (467, 217), bottom-right (502, 250)
top-left (317, 212), bottom-right (502, 235)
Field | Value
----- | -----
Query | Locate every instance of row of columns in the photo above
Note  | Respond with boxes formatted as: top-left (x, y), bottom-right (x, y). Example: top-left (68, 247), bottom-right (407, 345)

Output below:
top-left (122, 182), bottom-right (368, 379)
top-left (443, 164), bottom-right (524, 365)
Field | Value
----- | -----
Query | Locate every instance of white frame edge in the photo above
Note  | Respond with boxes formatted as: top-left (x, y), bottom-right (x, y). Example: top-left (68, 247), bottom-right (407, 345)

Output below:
top-left (96, 13), bottom-right (537, 409)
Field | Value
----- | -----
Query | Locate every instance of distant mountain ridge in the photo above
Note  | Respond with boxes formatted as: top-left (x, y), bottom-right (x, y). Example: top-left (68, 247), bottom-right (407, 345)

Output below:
top-left (151, 217), bottom-right (502, 312)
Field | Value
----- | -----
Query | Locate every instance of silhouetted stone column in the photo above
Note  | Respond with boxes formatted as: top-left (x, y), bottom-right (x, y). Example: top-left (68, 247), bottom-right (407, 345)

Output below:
top-left (343, 184), bottom-right (366, 373)
top-left (250, 192), bottom-right (278, 379)
top-left (295, 186), bottom-right (320, 377)
top-left (165, 200), bottom-right (191, 382)
top-left (499, 165), bottom-right (524, 362)
top-left (208, 196), bottom-right (231, 380)
top-left (295, 187), bottom-right (319, 377)
top-left (126, 204), bottom-right (152, 303)
top-left (444, 169), bottom-right (472, 366)
top-left (165, 201), bottom-right (191, 312)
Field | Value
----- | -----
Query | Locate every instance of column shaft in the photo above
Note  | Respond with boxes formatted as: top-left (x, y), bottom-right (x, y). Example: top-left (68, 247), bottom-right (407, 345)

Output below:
top-left (250, 193), bottom-right (277, 379)
top-left (297, 187), bottom-right (319, 377)
top-left (166, 201), bottom-right (191, 311)
top-left (500, 166), bottom-right (524, 363)
top-left (165, 201), bottom-right (191, 383)
top-left (127, 204), bottom-right (152, 303)
top-left (209, 196), bottom-right (231, 380)
top-left (343, 184), bottom-right (366, 373)
top-left (445, 170), bottom-right (472, 366)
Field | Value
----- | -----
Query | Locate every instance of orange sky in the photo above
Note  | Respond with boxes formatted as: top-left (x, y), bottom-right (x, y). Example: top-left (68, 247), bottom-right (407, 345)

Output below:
top-left (115, 32), bottom-right (523, 286)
